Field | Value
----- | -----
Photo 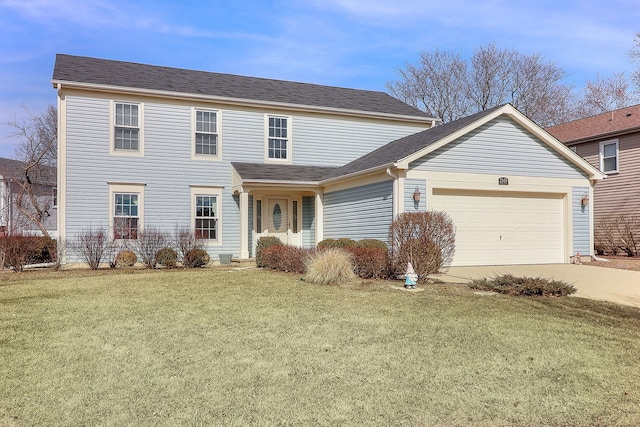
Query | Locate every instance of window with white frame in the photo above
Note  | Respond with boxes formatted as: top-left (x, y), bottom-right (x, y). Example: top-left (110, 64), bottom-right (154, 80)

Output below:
top-left (194, 109), bottom-right (219, 158)
top-left (114, 102), bottom-right (140, 151)
top-left (267, 116), bottom-right (289, 161)
top-left (113, 192), bottom-right (139, 239)
top-left (52, 187), bottom-right (57, 208)
top-left (600, 140), bottom-right (618, 173)
top-left (195, 195), bottom-right (218, 240)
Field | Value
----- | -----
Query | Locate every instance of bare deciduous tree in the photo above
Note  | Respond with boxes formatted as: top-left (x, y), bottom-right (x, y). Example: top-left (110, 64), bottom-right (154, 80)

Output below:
top-left (575, 73), bottom-right (637, 117)
top-left (630, 32), bottom-right (640, 91)
top-left (387, 49), bottom-right (471, 123)
top-left (6, 105), bottom-right (57, 238)
top-left (387, 43), bottom-right (575, 126)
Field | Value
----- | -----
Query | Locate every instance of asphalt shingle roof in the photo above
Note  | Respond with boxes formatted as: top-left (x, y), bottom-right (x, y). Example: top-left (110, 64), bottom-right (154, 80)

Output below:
top-left (52, 54), bottom-right (433, 118)
top-left (546, 104), bottom-right (640, 143)
top-left (0, 157), bottom-right (56, 185)
top-left (333, 105), bottom-right (505, 176)
top-left (232, 163), bottom-right (339, 183)
top-left (233, 106), bottom-right (505, 182)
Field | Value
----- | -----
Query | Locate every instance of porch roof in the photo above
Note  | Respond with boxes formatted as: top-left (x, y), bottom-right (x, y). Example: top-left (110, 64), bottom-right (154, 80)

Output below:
top-left (231, 162), bottom-right (339, 185)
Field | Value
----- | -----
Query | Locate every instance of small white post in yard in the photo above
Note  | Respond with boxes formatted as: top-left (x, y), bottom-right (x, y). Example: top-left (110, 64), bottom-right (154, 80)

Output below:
top-left (405, 262), bottom-right (417, 289)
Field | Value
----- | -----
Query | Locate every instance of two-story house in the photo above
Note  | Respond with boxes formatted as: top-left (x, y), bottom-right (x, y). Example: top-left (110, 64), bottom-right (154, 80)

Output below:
top-left (53, 54), bottom-right (604, 266)
top-left (546, 105), bottom-right (640, 254)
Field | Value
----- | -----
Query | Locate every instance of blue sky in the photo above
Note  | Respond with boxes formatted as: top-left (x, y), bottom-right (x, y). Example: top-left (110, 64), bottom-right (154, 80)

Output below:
top-left (1, 0), bottom-right (639, 158)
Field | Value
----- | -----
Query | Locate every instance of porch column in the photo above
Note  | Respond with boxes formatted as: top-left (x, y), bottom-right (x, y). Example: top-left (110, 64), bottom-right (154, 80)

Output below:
top-left (315, 191), bottom-right (324, 244)
top-left (239, 191), bottom-right (250, 259)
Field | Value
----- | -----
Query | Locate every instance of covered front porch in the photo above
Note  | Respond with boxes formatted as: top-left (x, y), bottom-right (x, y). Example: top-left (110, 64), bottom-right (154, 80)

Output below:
top-left (231, 162), bottom-right (338, 259)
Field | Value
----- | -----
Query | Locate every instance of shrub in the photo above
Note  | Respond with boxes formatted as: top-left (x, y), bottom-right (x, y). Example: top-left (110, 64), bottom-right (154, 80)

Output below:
top-left (469, 274), bottom-right (577, 297)
top-left (184, 248), bottom-right (210, 268)
top-left (132, 228), bottom-right (169, 268)
top-left (175, 227), bottom-right (206, 263)
top-left (345, 247), bottom-right (389, 279)
top-left (155, 247), bottom-right (178, 269)
top-left (305, 248), bottom-right (357, 284)
top-left (388, 211), bottom-right (456, 283)
top-left (355, 239), bottom-right (388, 250)
top-left (114, 250), bottom-right (137, 267)
top-left (261, 245), bottom-right (311, 273)
top-left (0, 234), bottom-right (44, 272)
top-left (71, 227), bottom-right (111, 270)
top-left (255, 236), bottom-right (283, 267)
top-left (595, 215), bottom-right (640, 256)
top-left (317, 238), bottom-right (356, 249)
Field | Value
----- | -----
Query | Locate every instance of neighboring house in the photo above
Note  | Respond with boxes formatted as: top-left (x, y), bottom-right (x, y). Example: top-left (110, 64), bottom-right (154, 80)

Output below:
top-left (53, 54), bottom-right (604, 266)
top-left (546, 105), bottom-right (640, 252)
top-left (0, 157), bottom-right (57, 238)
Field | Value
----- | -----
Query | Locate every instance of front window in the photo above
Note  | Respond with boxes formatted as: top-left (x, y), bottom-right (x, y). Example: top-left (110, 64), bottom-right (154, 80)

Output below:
top-left (268, 116), bottom-right (288, 160)
top-left (195, 195), bottom-right (218, 240)
top-left (195, 109), bottom-right (218, 157)
top-left (114, 193), bottom-right (139, 239)
top-left (600, 140), bottom-right (618, 173)
top-left (114, 103), bottom-right (139, 151)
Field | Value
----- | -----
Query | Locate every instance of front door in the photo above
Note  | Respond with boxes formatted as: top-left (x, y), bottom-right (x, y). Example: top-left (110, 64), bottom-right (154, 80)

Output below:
top-left (267, 198), bottom-right (290, 244)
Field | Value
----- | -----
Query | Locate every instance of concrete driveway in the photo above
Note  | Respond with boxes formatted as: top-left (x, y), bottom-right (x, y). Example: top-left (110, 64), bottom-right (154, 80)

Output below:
top-left (434, 264), bottom-right (640, 308)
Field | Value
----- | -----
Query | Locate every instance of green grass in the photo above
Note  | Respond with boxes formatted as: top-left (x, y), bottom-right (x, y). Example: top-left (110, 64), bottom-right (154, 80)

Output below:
top-left (1, 267), bottom-right (639, 426)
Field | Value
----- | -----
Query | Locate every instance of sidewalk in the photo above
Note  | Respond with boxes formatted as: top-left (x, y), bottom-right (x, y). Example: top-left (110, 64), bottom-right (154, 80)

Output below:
top-left (434, 264), bottom-right (640, 308)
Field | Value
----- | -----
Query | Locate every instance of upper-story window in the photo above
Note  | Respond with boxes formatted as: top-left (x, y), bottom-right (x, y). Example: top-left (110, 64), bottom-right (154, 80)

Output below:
top-left (194, 109), bottom-right (220, 160)
top-left (111, 101), bottom-right (143, 156)
top-left (266, 115), bottom-right (291, 162)
top-left (600, 139), bottom-right (618, 174)
top-left (114, 103), bottom-right (140, 151)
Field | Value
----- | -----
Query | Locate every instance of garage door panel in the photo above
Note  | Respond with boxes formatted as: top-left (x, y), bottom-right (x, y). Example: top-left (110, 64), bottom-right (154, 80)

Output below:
top-left (431, 190), bottom-right (564, 266)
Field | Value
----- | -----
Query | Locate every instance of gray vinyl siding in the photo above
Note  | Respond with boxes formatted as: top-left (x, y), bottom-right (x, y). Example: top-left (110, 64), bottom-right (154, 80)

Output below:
top-left (572, 187), bottom-right (590, 256)
top-left (404, 179), bottom-right (426, 212)
top-left (323, 180), bottom-right (393, 242)
top-left (302, 196), bottom-right (315, 247)
top-left (411, 118), bottom-right (587, 179)
top-left (294, 116), bottom-right (428, 166)
top-left (63, 94), bottom-right (424, 260)
top-left (64, 97), bottom-right (240, 259)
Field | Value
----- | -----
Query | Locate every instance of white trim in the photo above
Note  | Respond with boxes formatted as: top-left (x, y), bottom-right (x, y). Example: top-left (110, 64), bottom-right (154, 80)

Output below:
top-left (57, 88), bottom-right (67, 246)
top-left (264, 114), bottom-right (293, 164)
top-left (191, 107), bottom-right (222, 161)
top-left (240, 191), bottom-right (249, 258)
top-left (190, 185), bottom-right (223, 247)
top-left (109, 100), bottom-right (144, 157)
top-left (599, 139), bottom-right (619, 174)
top-left (51, 79), bottom-right (439, 125)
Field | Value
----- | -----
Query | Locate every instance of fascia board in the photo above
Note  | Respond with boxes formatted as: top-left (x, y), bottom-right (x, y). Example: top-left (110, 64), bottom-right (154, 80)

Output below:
top-left (52, 80), bottom-right (438, 124)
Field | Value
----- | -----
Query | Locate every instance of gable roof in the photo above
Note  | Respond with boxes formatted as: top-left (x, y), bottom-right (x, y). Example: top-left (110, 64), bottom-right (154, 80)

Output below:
top-left (52, 54), bottom-right (436, 121)
top-left (546, 104), bottom-right (640, 144)
top-left (232, 104), bottom-right (605, 186)
top-left (332, 105), bottom-right (505, 178)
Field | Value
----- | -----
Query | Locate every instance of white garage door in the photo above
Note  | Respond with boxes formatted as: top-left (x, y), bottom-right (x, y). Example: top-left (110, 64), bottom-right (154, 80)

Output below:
top-left (431, 190), bottom-right (565, 266)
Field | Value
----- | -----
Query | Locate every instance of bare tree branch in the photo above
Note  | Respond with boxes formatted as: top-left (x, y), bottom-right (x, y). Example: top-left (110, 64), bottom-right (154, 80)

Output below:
top-left (5, 105), bottom-right (57, 238)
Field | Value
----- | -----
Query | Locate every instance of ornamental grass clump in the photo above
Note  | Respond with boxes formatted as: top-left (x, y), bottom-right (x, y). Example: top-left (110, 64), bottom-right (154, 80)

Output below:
top-left (470, 274), bottom-right (577, 297)
top-left (305, 248), bottom-right (357, 285)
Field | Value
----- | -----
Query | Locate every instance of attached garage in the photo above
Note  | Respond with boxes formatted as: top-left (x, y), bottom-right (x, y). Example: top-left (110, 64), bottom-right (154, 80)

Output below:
top-left (431, 189), bottom-right (565, 266)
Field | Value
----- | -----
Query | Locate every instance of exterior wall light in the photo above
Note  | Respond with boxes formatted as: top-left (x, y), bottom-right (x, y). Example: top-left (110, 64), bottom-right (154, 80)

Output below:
top-left (412, 187), bottom-right (421, 203)
top-left (581, 193), bottom-right (589, 207)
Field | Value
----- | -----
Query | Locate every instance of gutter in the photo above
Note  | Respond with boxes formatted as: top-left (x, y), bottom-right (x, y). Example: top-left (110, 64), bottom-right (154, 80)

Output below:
top-left (51, 80), bottom-right (439, 125)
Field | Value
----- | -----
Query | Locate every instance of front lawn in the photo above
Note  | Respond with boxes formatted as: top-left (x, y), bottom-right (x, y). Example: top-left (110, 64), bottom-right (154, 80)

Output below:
top-left (1, 267), bottom-right (639, 426)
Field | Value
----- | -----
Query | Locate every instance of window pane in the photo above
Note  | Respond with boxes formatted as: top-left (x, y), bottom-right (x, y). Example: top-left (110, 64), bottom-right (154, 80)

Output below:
top-left (603, 143), bottom-right (616, 158)
top-left (604, 157), bottom-right (617, 172)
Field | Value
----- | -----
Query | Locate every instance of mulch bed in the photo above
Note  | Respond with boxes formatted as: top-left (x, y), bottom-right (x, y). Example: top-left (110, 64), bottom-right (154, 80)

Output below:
top-left (588, 256), bottom-right (640, 272)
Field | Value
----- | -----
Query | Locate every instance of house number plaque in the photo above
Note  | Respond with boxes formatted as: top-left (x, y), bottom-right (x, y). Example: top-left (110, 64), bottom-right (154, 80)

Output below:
top-left (498, 177), bottom-right (509, 185)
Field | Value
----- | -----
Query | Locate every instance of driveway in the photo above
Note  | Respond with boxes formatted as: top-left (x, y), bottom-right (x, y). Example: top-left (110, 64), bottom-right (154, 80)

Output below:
top-left (434, 264), bottom-right (640, 308)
